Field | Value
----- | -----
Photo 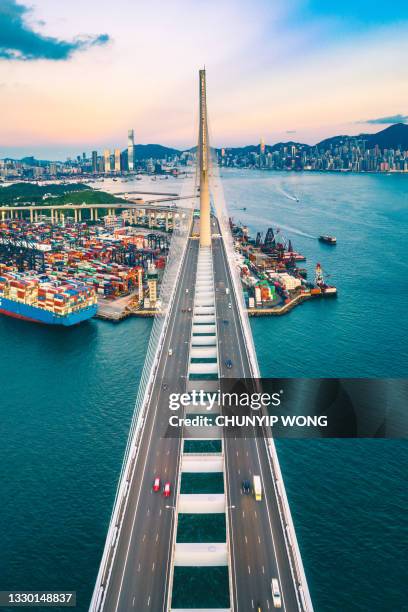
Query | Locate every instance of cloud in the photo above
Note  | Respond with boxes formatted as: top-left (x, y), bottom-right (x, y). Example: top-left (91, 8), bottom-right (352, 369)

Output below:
top-left (362, 114), bottom-right (408, 125)
top-left (286, 130), bottom-right (296, 134)
top-left (0, 0), bottom-right (110, 60)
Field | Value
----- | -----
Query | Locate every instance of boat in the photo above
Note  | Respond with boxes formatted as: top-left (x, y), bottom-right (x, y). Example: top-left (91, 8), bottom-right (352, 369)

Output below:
top-left (318, 235), bottom-right (336, 244)
top-left (0, 297), bottom-right (97, 325)
top-left (0, 271), bottom-right (98, 326)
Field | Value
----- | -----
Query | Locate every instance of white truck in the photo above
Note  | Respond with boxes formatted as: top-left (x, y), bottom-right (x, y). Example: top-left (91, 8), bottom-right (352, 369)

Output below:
top-left (253, 475), bottom-right (262, 501)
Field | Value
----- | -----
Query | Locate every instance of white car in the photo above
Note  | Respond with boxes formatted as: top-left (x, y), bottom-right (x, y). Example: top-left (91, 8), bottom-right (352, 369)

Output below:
top-left (271, 578), bottom-right (282, 608)
top-left (168, 348), bottom-right (173, 356)
top-left (228, 303), bottom-right (232, 309)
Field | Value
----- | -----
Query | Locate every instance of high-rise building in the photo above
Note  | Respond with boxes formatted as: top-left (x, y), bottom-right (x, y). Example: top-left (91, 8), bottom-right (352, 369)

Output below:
top-left (92, 151), bottom-right (98, 174)
top-left (260, 137), bottom-right (265, 155)
top-left (128, 129), bottom-right (135, 172)
top-left (114, 148), bottom-right (121, 172)
top-left (103, 149), bottom-right (111, 173)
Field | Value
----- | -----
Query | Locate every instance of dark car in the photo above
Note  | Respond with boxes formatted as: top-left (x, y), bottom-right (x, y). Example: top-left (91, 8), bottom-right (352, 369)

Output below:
top-left (225, 359), bottom-right (233, 369)
top-left (242, 480), bottom-right (251, 494)
top-left (223, 319), bottom-right (229, 325)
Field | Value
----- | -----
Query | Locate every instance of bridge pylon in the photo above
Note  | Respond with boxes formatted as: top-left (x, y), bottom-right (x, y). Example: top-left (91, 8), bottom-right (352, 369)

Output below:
top-left (199, 68), bottom-right (211, 247)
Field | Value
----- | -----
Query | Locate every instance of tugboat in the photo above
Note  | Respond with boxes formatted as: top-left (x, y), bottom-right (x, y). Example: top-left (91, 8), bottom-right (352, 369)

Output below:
top-left (318, 235), bottom-right (336, 245)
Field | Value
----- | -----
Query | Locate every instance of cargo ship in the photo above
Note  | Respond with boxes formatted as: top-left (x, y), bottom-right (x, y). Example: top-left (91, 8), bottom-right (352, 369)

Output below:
top-left (0, 267), bottom-right (97, 326)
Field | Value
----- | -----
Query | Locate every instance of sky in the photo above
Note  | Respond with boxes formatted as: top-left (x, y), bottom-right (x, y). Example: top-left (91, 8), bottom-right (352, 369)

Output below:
top-left (0, 0), bottom-right (407, 159)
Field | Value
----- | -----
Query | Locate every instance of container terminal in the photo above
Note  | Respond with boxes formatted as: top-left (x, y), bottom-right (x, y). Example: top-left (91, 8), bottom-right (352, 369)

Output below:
top-left (0, 208), bottom-right (336, 325)
top-left (228, 218), bottom-right (337, 316)
top-left (0, 212), bottom-right (172, 323)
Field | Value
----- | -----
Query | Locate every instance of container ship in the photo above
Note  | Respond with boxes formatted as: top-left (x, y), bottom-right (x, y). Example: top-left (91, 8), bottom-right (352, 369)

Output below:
top-left (0, 267), bottom-right (97, 326)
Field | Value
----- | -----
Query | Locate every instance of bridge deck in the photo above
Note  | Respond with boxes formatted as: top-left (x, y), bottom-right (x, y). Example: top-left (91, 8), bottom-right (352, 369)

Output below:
top-left (100, 238), bottom-right (199, 611)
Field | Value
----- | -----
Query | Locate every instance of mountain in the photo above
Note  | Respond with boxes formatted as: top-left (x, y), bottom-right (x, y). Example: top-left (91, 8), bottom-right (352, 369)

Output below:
top-left (123, 143), bottom-right (181, 161)
top-left (317, 123), bottom-right (408, 151)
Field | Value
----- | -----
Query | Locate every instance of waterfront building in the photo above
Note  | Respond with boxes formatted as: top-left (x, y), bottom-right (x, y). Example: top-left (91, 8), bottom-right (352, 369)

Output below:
top-left (128, 129), bottom-right (135, 171)
top-left (114, 148), bottom-right (121, 172)
top-left (103, 149), bottom-right (111, 174)
top-left (92, 151), bottom-right (98, 173)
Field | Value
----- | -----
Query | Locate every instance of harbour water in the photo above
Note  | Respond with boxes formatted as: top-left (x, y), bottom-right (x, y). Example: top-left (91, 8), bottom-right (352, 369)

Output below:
top-left (0, 171), bottom-right (407, 611)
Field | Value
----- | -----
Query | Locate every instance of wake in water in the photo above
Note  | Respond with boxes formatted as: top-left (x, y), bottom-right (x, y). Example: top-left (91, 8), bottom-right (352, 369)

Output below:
top-left (276, 184), bottom-right (299, 202)
top-left (267, 220), bottom-right (314, 240)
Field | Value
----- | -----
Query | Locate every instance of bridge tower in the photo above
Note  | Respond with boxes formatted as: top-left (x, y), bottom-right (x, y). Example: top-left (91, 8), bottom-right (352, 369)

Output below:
top-left (198, 68), bottom-right (211, 247)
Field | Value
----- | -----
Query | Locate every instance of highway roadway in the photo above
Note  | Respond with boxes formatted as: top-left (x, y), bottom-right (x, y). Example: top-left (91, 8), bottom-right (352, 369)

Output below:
top-left (100, 238), bottom-right (199, 612)
top-left (212, 231), bottom-right (300, 612)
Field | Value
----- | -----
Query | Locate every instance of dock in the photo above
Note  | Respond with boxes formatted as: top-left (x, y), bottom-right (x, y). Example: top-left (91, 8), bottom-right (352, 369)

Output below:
top-left (247, 289), bottom-right (336, 317)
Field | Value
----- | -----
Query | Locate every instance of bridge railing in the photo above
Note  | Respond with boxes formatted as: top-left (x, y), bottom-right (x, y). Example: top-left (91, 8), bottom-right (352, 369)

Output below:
top-left (89, 185), bottom-right (195, 611)
top-left (210, 160), bottom-right (314, 612)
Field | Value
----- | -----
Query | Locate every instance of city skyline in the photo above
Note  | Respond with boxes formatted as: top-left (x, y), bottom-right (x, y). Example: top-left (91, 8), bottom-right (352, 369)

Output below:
top-left (0, 0), bottom-right (407, 158)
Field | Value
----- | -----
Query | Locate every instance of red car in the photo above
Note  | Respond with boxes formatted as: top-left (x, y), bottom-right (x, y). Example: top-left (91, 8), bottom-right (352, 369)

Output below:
top-left (153, 477), bottom-right (161, 492)
top-left (163, 482), bottom-right (171, 497)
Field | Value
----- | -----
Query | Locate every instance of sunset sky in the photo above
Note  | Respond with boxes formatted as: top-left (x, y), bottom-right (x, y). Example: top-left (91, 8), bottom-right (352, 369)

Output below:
top-left (0, 0), bottom-right (407, 159)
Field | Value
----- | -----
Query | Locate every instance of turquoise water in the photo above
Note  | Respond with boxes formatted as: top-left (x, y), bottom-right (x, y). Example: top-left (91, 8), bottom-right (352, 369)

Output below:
top-left (0, 171), bottom-right (407, 611)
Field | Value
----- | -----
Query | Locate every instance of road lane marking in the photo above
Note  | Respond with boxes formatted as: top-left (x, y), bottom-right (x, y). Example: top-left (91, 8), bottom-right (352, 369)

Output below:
top-left (248, 565), bottom-right (251, 575)
top-left (254, 435), bottom-right (288, 611)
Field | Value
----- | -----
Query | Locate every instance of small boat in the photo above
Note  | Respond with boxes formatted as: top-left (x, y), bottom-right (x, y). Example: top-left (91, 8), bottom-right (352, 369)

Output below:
top-left (319, 235), bottom-right (336, 244)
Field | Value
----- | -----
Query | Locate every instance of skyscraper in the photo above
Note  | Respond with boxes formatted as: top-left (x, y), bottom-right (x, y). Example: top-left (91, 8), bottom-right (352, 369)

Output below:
top-left (92, 150), bottom-right (98, 174)
top-left (103, 149), bottom-right (111, 173)
top-left (114, 148), bottom-right (121, 173)
top-left (128, 129), bottom-right (135, 172)
top-left (260, 137), bottom-right (265, 155)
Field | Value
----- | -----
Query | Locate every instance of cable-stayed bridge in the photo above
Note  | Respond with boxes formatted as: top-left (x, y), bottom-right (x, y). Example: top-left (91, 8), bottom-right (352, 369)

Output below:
top-left (90, 69), bottom-right (313, 612)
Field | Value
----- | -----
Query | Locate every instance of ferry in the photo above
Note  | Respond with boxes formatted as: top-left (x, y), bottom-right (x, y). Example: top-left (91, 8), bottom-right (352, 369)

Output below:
top-left (318, 235), bottom-right (337, 245)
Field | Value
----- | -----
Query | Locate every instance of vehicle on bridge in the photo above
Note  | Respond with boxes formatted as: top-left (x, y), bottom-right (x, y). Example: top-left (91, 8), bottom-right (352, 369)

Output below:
top-left (253, 475), bottom-right (262, 501)
top-left (242, 479), bottom-right (251, 494)
top-left (163, 482), bottom-right (171, 497)
top-left (153, 477), bottom-right (161, 492)
top-left (225, 359), bottom-right (233, 369)
top-left (271, 578), bottom-right (282, 608)
top-left (168, 348), bottom-right (173, 356)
